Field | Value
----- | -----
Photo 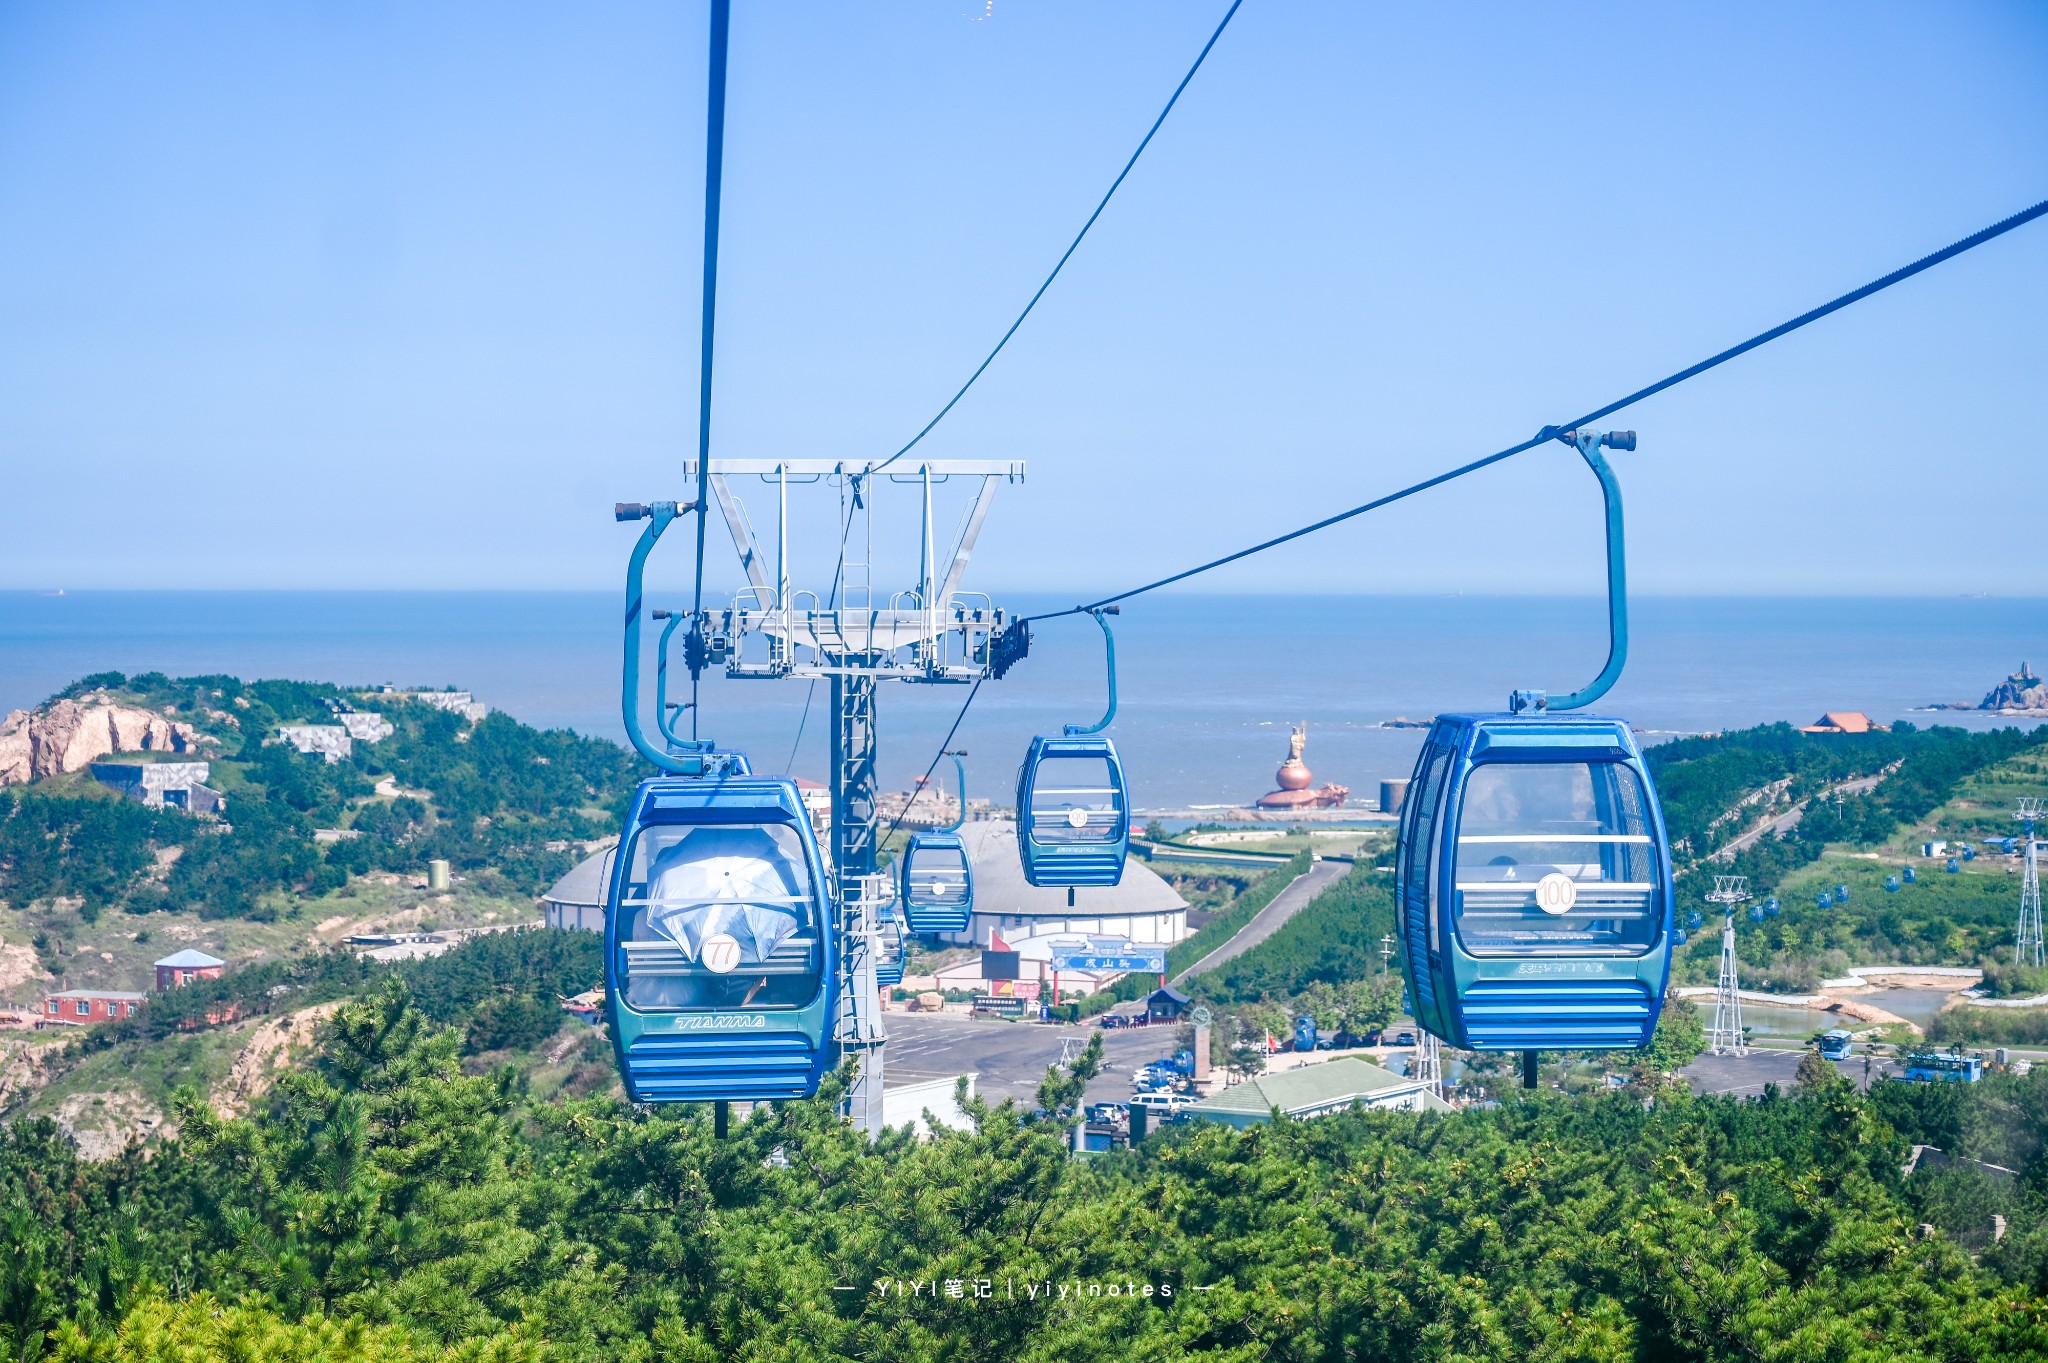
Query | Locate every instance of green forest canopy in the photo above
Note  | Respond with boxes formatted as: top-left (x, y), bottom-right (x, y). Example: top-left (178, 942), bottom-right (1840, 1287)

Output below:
top-left (3, 981), bottom-right (2045, 1362)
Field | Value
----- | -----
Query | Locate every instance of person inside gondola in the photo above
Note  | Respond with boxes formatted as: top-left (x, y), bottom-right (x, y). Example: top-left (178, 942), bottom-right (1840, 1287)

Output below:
top-left (620, 825), bottom-right (821, 1009)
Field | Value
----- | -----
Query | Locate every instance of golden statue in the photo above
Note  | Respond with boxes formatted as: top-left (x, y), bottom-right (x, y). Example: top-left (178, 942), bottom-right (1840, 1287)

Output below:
top-left (1277, 722), bottom-right (1311, 791)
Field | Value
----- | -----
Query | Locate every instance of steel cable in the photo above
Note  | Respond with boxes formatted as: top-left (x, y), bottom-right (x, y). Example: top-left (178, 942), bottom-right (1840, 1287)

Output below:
top-left (1020, 195), bottom-right (2048, 627)
top-left (688, 0), bottom-right (733, 738)
top-left (873, 0), bottom-right (1245, 474)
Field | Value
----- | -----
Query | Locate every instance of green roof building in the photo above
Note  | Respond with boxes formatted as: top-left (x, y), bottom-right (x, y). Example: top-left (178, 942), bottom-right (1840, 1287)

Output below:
top-left (1185, 1057), bottom-right (1450, 1129)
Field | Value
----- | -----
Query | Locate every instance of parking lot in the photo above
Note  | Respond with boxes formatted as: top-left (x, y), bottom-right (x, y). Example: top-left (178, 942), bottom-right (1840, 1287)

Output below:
top-left (881, 1011), bottom-right (1931, 1118)
top-left (883, 1010), bottom-right (1180, 1110)
top-left (1684, 1045), bottom-right (1902, 1096)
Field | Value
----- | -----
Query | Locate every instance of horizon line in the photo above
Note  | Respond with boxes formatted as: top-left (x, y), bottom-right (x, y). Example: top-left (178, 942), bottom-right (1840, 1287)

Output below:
top-left (1, 587), bottom-right (2041, 601)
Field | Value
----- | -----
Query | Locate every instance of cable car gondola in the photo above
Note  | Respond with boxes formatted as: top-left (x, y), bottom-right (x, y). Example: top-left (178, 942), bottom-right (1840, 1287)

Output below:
top-left (603, 502), bottom-right (839, 1104)
top-left (1393, 430), bottom-right (1675, 1055)
top-left (1017, 608), bottom-right (1130, 888)
top-left (1397, 712), bottom-right (1674, 1050)
top-left (873, 900), bottom-right (906, 988)
top-left (901, 752), bottom-right (974, 935)
top-left (604, 770), bottom-right (838, 1103)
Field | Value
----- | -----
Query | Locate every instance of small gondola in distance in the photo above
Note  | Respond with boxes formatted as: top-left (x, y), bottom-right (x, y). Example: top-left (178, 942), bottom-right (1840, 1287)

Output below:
top-left (902, 753), bottom-right (975, 934)
top-left (1016, 608), bottom-right (1130, 888)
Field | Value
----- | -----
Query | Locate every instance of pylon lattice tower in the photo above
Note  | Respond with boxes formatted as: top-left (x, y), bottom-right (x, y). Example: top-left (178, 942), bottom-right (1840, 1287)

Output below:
top-left (685, 458), bottom-right (1023, 1135)
top-left (1411, 1030), bottom-right (1442, 1098)
top-left (2018, 799), bottom-right (2044, 969)
top-left (1706, 874), bottom-right (1751, 1056)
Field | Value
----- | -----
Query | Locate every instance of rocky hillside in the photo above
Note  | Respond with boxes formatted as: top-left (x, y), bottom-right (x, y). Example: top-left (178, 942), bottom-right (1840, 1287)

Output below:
top-left (0, 695), bottom-right (207, 784)
top-left (0, 671), bottom-right (637, 1024)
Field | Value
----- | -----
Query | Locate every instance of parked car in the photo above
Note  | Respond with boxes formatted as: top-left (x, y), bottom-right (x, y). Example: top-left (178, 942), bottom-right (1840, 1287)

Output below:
top-left (1087, 1103), bottom-right (1129, 1125)
top-left (1393, 1031), bottom-right (1416, 1047)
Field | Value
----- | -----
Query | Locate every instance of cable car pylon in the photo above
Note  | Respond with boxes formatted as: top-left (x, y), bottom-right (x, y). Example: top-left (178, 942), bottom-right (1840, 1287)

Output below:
top-left (1706, 875), bottom-right (1751, 1056)
top-left (672, 457), bottom-right (1023, 1135)
top-left (2016, 799), bottom-right (2044, 969)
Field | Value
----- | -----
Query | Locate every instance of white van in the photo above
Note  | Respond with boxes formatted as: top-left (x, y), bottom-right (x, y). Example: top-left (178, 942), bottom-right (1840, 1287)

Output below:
top-left (1129, 1091), bottom-right (1196, 1118)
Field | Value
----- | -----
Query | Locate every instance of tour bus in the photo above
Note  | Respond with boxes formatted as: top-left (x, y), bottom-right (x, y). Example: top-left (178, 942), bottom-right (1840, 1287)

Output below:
top-left (1819, 1030), bottom-right (1853, 1061)
top-left (1903, 1050), bottom-right (1983, 1083)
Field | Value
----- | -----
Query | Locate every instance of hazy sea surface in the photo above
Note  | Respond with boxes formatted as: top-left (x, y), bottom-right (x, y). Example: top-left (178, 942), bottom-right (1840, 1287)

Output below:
top-left (2, 592), bottom-right (2042, 811)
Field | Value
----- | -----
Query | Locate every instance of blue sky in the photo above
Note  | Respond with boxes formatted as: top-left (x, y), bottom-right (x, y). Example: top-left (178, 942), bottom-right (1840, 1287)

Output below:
top-left (2, 2), bottom-right (2044, 598)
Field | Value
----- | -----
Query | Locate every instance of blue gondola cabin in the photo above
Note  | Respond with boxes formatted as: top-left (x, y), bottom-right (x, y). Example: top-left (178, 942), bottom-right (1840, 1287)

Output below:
top-left (1395, 714), bottom-right (1675, 1052)
top-left (605, 775), bottom-right (838, 1104)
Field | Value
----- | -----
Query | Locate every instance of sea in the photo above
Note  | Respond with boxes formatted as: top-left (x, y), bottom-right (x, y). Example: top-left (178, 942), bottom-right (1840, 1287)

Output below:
top-left (2, 592), bottom-right (2042, 813)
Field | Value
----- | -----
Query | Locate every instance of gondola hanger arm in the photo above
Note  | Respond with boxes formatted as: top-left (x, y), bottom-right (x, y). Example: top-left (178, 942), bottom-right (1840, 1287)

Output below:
top-left (1063, 607), bottom-right (1120, 736)
top-left (1513, 429), bottom-right (1634, 714)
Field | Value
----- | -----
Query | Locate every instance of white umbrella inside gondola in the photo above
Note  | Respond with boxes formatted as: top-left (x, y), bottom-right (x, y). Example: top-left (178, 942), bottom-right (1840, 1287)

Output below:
top-left (645, 828), bottom-right (804, 964)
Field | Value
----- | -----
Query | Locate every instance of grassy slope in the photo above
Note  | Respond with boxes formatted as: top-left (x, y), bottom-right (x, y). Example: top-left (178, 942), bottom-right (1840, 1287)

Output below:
top-left (3, 879), bottom-right (537, 1008)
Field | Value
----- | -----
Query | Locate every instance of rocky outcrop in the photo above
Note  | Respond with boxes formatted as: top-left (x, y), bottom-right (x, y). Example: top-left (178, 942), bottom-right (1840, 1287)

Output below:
top-left (213, 1002), bottom-right (342, 1117)
top-left (51, 1088), bottom-right (169, 1160)
top-left (1980, 662), bottom-right (2048, 713)
top-left (0, 696), bottom-right (204, 785)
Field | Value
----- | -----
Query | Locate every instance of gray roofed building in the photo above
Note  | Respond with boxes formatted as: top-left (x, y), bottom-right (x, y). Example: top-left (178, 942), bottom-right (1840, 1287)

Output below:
top-left (154, 948), bottom-right (226, 990)
top-left (153, 949), bottom-right (224, 968)
top-left (1184, 1056), bottom-right (1449, 1129)
top-left (542, 845), bottom-right (618, 932)
top-left (1146, 985), bottom-right (1193, 1021)
top-left (945, 819), bottom-right (1188, 949)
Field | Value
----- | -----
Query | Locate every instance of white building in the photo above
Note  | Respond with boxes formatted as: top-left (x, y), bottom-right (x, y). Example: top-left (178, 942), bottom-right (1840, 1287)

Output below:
top-left (937, 820), bottom-right (1189, 949)
top-left (881, 1073), bottom-right (978, 1136)
top-left (923, 821), bottom-right (1189, 996)
top-left (277, 725), bottom-right (352, 763)
top-left (542, 846), bottom-right (617, 932)
top-left (539, 818), bottom-right (1191, 993)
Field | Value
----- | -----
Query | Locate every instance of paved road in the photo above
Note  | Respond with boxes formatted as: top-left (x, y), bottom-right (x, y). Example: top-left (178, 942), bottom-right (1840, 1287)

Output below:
top-left (1175, 859), bottom-right (1353, 984)
top-left (883, 1011), bottom-right (1179, 1110)
top-left (1717, 772), bottom-right (1888, 858)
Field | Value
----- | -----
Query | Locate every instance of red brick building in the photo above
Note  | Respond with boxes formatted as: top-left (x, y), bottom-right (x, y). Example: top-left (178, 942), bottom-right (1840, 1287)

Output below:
top-left (154, 949), bottom-right (226, 990)
top-left (41, 989), bottom-right (146, 1026)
